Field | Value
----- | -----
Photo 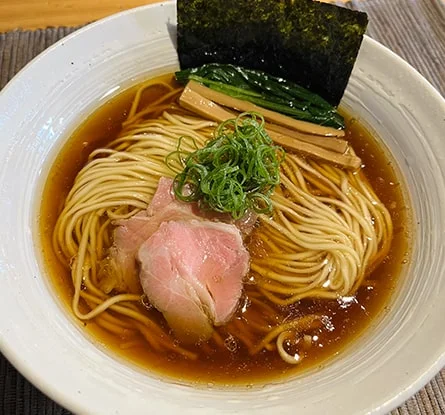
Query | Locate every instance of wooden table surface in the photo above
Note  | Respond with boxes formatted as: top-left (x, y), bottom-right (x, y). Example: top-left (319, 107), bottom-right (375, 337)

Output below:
top-left (0, 0), bottom-right (159, 33)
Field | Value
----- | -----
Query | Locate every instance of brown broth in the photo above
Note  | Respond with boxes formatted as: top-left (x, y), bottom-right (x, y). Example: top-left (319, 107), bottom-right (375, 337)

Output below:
top-left (38, 74), bottom-right (411, 385)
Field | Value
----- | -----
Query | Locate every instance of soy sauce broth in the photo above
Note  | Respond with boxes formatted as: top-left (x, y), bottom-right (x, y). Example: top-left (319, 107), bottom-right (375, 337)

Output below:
top-left (38, 74), bottom-right (412, 385)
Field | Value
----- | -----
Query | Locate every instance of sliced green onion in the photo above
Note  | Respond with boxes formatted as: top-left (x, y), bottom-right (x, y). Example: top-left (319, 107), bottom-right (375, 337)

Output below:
top-left (166, 112), bottom-right (284, 219)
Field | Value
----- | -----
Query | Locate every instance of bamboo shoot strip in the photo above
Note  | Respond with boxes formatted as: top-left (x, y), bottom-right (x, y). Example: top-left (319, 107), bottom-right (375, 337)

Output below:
top-left (266, 130), bottom-right (361, 170)
top-left (266, 123), bottom-right (348, 154)
top-left (186, 81), bottom-right (345, 138)
top-left (179, 86), bottom-right (362, 170)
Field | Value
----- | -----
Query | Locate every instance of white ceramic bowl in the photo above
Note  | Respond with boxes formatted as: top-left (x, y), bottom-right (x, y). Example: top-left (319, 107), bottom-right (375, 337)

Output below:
top-left (1, 2), bottom-right (445, 414)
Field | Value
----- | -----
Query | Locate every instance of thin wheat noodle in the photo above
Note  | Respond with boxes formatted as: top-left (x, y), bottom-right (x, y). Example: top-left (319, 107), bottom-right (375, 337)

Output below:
top-left (53, 81), bottom-right (394, 365)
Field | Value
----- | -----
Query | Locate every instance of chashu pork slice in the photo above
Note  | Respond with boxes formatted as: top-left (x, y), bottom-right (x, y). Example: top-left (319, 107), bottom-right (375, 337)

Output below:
top-left (105, 178), bottom-right (197, 294)
top-left (137, 219), bottom-right (249, 343)
top-left (107, 177), bottom-right (256, 295)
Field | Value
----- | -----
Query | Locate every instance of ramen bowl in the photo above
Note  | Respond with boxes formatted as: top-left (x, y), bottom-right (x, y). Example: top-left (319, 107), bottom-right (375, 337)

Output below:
top-left (0, 2), bottom-right (445, 414)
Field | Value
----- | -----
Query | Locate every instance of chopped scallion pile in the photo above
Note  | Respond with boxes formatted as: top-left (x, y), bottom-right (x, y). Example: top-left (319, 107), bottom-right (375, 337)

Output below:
top-left (167, 112), bottom-right (284, 219)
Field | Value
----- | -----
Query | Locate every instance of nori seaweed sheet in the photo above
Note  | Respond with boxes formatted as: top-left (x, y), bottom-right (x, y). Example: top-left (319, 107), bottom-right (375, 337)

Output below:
top-left (177, 0), bottom-right (368, 106)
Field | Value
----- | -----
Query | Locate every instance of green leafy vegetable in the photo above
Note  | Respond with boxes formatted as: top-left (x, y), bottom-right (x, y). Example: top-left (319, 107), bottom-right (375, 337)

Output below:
top-left (167, 112), bottom-right (284, 219)
top-left (177, 0), bottom-right (368, 106)
top-left (176, 64), bottom-right (344, 129)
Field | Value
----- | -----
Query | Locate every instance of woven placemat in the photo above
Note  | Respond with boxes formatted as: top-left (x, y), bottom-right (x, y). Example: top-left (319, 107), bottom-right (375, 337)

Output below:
top-left (0, 1), bottom-right (444, 414)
